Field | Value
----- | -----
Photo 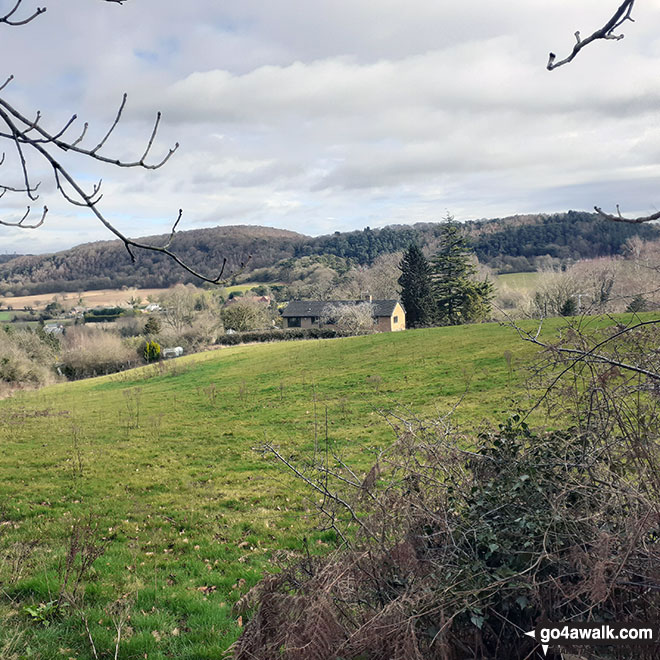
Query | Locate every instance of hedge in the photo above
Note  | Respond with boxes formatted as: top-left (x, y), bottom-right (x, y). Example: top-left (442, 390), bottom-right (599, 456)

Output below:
top-left (216, 327), bottom-right (340, 346)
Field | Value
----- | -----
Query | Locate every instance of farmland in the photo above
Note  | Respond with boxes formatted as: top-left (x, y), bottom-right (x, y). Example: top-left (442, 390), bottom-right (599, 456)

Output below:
top-left (496, 271), bottom-right (541, 292)
top-left (0, 283), bottom-right (274, 315)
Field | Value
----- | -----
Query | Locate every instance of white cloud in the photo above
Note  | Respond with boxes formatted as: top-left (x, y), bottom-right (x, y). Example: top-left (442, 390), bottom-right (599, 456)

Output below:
top-left (2, 0), bottom-right (660, 254)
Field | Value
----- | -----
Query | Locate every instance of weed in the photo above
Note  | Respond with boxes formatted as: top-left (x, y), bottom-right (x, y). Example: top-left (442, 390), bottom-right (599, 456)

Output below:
top-left (147, 411), bottom-right (165, 441)
top-left (365, 373), bottom-right (382, 391)
top-left (69, 423), bottom-right (85, 484)
top-left (3, 541), bottom-right (38, 585)
top-left (120, 387), bottom-right (142, 435)
top-left (205, 382), bottom-right (218, 405)
top-left (24, 600), bottom-right (67, 627)
top-left (58, 513), bottom-right (111, 607)
top-left (238, 380), bottom-right (249, 404)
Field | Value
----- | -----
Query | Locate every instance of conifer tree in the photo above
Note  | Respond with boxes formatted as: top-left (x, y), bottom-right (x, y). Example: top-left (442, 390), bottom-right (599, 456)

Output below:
top-left (398, 244), bottom-right (436, 328)
top-left (431, 217), bottom-right (493, 325)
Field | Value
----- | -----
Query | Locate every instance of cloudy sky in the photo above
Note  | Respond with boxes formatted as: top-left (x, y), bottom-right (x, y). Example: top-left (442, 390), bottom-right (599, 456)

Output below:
top-left (1, 0), bottom-right (660, 254)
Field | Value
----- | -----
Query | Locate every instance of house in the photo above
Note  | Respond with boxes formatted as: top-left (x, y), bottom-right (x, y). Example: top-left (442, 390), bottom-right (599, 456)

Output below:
top-left (281, 299), bottom-right (406, 332)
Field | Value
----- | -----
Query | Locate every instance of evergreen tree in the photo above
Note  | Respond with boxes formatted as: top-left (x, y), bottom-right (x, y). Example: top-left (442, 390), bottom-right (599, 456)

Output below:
top-left (559, 297), bottom-right (577, 317)
top-left (144, 315), bottom-right (161, 336)
top-left (431, 218), bottom-right (493, 325)
top-left (626, 293), bottom-right (648, 313)
top-left (397, 244), bottom-right (436, 328)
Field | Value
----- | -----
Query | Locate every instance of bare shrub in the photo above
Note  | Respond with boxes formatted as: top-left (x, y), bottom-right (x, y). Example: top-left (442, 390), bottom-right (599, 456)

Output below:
top-left (0, 329), bottom-right (57, 386)
top-left (532, 268), bottom-right (581, 317)
top-left (222, 300), bottom-right (270, 333)
top-left (60, 327), bottom-right (140, 379)
top-left (321, 302), bottom-right (375, 335)
top-left (115, 316), bottom-right (145, 338)
top-left (181, 311), bottom-right (223, 348)
top-left (567, 257), bottom-right (620, 313)
top-left (492, 283), bottom-right (532, 319)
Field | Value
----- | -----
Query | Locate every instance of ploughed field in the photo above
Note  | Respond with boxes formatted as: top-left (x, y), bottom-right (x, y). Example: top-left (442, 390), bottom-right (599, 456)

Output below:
top-left (0, 318), bottom-right (593, 658)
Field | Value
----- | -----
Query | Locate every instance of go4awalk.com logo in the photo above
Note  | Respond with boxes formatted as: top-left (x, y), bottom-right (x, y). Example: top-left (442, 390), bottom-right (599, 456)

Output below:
top-left (524, 621), bottom-right (658, 656)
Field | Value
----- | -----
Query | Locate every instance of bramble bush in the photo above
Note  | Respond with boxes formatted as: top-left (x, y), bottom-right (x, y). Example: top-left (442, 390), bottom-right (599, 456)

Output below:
top-left (59, 326), bottom-right (140, 379)
top-left (0, 327), bottom-right (58, 387)
top-left (236, 319), bottom-right (660, 660)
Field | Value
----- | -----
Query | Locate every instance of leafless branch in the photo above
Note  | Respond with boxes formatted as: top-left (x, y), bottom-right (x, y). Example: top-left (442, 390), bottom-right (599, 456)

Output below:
top-left (0, 75), bottom-right (13, 92)
top-left (261, 442), bottom-right (373, 545)
top-left (595, 204), bottom-right (660, 224)
top-left (0, 0), bottom-right (126, 27)
top-left (0, 0), bottom-right (45, 26)
top-left (506, 315), bottom-right (660, 419)
top-left (547, 0), bottom-right (636, 70)
top-left (0, 0), bottom-right (241, 285)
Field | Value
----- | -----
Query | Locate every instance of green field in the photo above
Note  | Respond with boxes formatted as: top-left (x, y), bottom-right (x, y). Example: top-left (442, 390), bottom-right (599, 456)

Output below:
top-left (0, 319), bottom-right (593, 658)
top-left (497, 271), bottom-right (541, 291)
top-left (224, 282), bottom-right (279, 296)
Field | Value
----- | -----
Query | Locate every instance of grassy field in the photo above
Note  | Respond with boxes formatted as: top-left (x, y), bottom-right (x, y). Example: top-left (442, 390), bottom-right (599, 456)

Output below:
top-left (0, 318), bottom-right (591, 658)
top-left (224, 282), bottom-right (279, 296)
top-left (497, 271), bottom-right (541, 291)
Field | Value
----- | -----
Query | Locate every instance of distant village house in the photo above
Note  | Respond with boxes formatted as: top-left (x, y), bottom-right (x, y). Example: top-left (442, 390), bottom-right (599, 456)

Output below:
top-left (43, 323), bottom-right (65, 335)
top-left (281, 299), bottom-right (405, 332)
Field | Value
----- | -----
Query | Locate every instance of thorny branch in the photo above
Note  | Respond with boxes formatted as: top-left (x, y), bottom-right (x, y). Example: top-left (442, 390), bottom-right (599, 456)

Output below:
top-left (0, 0), bottom-right (246, 285)
top-left (504, 314), bottom-right (660, 420)
top-left (547, 0), bottom-right (636, 70)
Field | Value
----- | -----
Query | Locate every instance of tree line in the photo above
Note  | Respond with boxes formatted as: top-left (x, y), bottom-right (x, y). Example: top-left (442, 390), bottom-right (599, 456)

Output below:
top-left (1, 211), bottom-right (658, 297)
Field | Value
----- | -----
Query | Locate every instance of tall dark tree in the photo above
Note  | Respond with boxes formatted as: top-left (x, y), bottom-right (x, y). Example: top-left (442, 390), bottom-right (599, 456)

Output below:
top-left (431, 218), bottom-right (493, 325)
top-left (397, 244), bottom-right (435, 328)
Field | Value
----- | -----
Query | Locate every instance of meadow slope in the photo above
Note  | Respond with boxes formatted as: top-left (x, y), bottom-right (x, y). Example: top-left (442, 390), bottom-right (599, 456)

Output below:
top-left (0, 321), bottom-right (563, 658)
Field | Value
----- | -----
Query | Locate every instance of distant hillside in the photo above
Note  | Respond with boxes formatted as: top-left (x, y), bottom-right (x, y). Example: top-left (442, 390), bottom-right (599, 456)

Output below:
top-left (0, 254), bottom-right (24, 265)
top-left (294, 211), bottom-right (660, 271)
top-left (0, 226), bottom-right (306, 296)
top-left (467, 210), bottom-right (660, 272)
top-left (1, 212), bottom-right (658, 295)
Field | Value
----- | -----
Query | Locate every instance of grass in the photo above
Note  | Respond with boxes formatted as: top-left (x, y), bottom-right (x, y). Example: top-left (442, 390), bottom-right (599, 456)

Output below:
top-left (497, 271), bottom-right (541, 291)
top-left (0, 316), bottom-right (621, 658)
top-left (224, 282), bottom-right (276, 296)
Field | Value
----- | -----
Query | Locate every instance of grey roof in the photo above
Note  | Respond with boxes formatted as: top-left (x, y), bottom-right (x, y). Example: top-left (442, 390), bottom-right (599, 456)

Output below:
top-left (281, 300), bottom-right (399, 318)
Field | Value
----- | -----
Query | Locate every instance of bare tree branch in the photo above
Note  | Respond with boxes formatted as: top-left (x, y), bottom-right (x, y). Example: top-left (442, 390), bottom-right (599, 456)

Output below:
top-left (547, 0), bottom-right (636, 70)
top-left (547, 4), bottom-right (660, 225)
top-left (0, 0), bottom-right (244, 285)
top-left (595, 204), bottom-right (660, 224)
top-left (0, 0), bottom-right (45, 26)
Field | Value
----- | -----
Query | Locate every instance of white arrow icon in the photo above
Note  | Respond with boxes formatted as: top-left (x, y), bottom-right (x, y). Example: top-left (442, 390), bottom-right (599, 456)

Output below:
top-left (524, 629), bottom-right (549, 656)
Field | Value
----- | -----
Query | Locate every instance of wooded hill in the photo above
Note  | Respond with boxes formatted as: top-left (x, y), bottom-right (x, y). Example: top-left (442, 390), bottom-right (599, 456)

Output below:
top-left (1, 211), bottom-right (658, 296)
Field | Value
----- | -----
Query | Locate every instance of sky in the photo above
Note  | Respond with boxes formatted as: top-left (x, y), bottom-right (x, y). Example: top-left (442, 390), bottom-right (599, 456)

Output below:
top-left (2, 0), bottom-right (660, 254)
